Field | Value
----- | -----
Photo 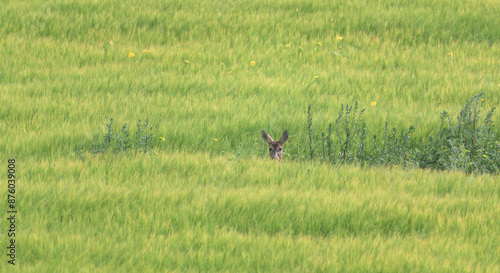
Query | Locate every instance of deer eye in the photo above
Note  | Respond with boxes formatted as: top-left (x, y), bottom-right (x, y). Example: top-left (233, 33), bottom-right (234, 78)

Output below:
top-left (269, 148), bottom-right (272, 151)
top-left (279, 148), bottom-right (282, 151)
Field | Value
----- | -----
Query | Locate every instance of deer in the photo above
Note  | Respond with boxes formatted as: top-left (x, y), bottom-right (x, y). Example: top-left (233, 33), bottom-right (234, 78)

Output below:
top-left (261, 130), bottom-right (289, 162)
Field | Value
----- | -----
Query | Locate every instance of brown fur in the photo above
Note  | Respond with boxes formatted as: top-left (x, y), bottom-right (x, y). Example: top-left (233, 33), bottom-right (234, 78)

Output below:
top-left (261, 130), bottom-right (289, 162)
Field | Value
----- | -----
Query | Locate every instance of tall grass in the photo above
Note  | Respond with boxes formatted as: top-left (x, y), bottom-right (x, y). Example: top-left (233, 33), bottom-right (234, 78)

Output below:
top-left (1, 0), bottom-right (499, 272)
top-left (2, 0), bottom-right (499, 161)
top-left (7, 153), bottom-right (499, 272)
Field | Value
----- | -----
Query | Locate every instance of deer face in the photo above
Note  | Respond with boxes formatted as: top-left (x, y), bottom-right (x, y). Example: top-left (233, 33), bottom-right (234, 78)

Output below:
top-left (261, 130), bottom-right (289, 162)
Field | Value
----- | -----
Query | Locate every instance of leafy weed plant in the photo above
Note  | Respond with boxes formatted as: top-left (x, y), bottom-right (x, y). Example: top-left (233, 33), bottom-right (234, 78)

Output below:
top-left (308, 94), bottom-right (498, 173)
top-left (77, 117), bottom-right (156, 161)
top-left (417, 93), bottom-right (499, 173)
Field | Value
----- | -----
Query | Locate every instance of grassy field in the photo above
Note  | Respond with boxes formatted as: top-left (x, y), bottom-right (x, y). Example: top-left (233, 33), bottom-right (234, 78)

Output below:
top-left (1, 0), bottom-right (499, 272)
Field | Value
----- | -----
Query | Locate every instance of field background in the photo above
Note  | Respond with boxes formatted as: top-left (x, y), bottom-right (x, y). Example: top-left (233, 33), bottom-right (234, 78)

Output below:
top-left (1, 0), bottom-right (499, 272)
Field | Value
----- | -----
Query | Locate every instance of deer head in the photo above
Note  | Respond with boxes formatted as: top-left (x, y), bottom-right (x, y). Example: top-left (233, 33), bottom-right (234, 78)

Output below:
top-left (261, 130), bottom-right (289, 162)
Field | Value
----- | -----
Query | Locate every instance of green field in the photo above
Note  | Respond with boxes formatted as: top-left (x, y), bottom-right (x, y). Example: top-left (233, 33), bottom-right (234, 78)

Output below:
top-left (2, 0), bottom-right (500, 272)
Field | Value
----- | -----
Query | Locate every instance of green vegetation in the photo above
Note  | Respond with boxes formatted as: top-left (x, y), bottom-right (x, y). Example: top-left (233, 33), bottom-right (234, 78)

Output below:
top-left (80, 117), bottom-right (156, 159)
top-left (1, 0), bottom-right (499, 272)
top-left (18, 154), bottom-right (500, 272)
top-left (306, 93), bottom-right (499, 173)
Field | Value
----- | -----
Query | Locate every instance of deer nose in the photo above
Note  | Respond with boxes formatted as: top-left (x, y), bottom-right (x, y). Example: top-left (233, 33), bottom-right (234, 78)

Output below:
top-left (271, 151), bottom-right (279, 159)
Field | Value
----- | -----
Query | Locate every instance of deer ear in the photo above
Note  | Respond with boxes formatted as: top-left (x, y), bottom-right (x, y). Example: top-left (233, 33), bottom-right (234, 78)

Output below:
top-left (261, 130), bottom-right (273, 143)
top-left (279, 130), bottom-right (289, 144)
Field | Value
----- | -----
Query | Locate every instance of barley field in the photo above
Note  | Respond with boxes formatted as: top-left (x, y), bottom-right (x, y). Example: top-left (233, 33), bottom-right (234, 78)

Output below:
top-left (1, 0), bottom-right (500, 272)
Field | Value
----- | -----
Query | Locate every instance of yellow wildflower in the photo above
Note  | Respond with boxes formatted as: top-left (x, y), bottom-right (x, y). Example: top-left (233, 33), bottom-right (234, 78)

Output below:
top-left (128, 52), bottom-right (135, 58)
top-left (213, 138), bottom-right (218, 141)
top-left (286, 44), bottom-right (291, 47)
top-left (448, 53), bottom-right (453, 57)
top-left (185, 60), bottom-right (190, 64)
top-left (160, 137), bottom-right (165, 141)
top-left (371, 101), bottom-right (377, 106)
top-left (108, 41), bottom-right (113, 46)
top-left (314, 76), bottom-right (319, 79)
top-left (317, 42), bottom-right (322, 46)
top-left (481, 99), bottom-right (485, 102)
top-left (250, 61), bottom-right (256, 66)
top-left (143, 49), bottom-right (152, 53)
top-left (228, 71), bottom-right (232, 74)
top-left (336, 36), bottom-right (343, 40)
